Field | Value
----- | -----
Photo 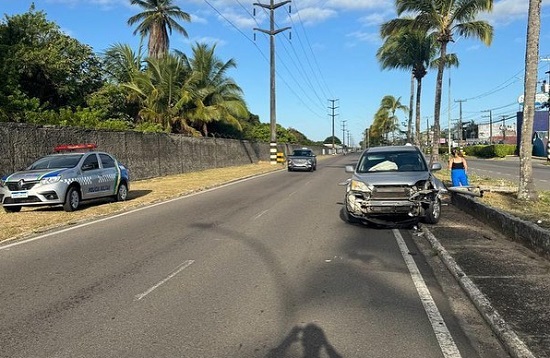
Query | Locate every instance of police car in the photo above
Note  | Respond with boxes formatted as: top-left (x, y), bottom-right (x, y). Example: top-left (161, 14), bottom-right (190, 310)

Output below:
top-left (0, 144), bottom-right (130, 213)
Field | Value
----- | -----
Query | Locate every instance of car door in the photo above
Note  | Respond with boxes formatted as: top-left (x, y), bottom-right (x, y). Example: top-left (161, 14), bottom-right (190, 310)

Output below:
top-left (98, 153), bottom-right (118, 197)
top-left (80, 153), bottom-right (102, 199)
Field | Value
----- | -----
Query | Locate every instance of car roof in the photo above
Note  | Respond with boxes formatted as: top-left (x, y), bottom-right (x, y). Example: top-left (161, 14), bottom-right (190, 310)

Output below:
top-left (44, 151), bottom-right (110, 157)
top-left (364, 145), bottom-right (419, 153)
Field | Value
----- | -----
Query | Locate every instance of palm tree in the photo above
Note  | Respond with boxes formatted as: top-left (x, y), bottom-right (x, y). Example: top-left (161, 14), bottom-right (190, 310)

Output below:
top-left (127, 0), bottom-right (191, 59)
top-left (123, 54), bottom-right (193, 131)
top-left (181, 43), bottom-right (248, 137)
top-left (378, 95), bottom-right (409, 144)
top-left (381, 0), bottom-right (493, 162)
top-left (102, 43), bottom-right (145, 83)
top-left (518, 0), bottom-right (542, 201)
top-left (377, 28), bottom-right (437, 146)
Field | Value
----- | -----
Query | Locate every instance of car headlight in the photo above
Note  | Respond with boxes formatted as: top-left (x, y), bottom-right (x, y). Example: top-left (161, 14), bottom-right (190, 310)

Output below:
top-left (0, 178), bottom-right (6, 188)
top-left (350, 179), bottom-right (373, 192)
top-left (40, 176), bottom-right (61, 185)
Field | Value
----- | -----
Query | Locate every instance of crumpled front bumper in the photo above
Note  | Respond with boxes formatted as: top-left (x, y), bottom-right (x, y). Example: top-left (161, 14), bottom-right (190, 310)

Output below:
top-left (345, 186), bottom-right (439, 220)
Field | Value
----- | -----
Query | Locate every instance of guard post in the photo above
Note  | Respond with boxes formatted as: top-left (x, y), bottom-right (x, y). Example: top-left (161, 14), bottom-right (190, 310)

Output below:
top-left (276, 152), bottom-right (285, 164)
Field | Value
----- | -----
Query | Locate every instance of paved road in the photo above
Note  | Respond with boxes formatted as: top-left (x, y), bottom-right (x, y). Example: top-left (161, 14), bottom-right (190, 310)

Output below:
top-left (422, 201), bottom-right (550, 358)
top-left (468, 156), bottom-right (550, 190)
top-left (0, 155), bottom-right (506, 358)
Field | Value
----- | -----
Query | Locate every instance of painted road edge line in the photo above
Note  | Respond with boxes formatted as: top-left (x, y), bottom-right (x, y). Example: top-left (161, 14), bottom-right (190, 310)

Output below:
top-left (393, 229), bottom-right (462, 358)
top-left (420, 225), bottom-right (536, 358)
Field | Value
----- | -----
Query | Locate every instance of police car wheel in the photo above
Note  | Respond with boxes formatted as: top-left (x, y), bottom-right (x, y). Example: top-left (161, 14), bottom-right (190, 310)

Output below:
top-left (4, 206), bottom-right (21, 213)
top-left (63, 187), bottom-right (80, 212)
top-left (115, 183), bottom-right (128, 202)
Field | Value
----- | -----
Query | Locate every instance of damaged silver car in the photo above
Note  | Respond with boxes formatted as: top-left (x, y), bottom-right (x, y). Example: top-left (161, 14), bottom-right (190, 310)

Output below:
top-left (342, 145), bottom-right (445, 226)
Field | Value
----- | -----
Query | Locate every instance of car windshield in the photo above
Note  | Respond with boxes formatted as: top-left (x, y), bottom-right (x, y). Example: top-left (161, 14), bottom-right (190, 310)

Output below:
top-left (357, 151), bottom-right (426, 173)
top-left (292, 150), bottom-right (313, 156)
top-left (28, 154), bottom-right (83, 170)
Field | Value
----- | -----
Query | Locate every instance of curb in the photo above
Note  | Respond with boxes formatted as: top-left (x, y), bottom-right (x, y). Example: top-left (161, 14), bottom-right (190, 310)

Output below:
top-left (420, 225), bottom-right (536, 358)
top-left (451, 194), bottom-right (550, 260)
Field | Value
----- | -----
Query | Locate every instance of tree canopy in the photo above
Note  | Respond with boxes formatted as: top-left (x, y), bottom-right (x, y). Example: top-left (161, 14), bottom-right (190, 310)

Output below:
top-left (0, 6), bottom-right (319, 145)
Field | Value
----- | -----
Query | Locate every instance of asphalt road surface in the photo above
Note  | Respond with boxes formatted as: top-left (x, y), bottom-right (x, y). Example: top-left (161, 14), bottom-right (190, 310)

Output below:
top-left (468, 156), bottom-right (550, 190)
top-left (0, 154), bottom-right (507, 358)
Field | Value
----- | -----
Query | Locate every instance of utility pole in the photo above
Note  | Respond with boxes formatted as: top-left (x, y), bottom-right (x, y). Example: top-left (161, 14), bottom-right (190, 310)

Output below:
top-left (341, 120), bottom-right (347, 152)
top-left (253, 0), bottom-right (291, 165)
top-left (426, 117), bottom-right (430, 148)
top-left (455, 99), bottom-right (466, 145)
top-left (501, 115), bottom-right (507, 141)
top-left (482, 109), bottom-right (493, 144)
top-left (328, 99), bottom-right (339, 154)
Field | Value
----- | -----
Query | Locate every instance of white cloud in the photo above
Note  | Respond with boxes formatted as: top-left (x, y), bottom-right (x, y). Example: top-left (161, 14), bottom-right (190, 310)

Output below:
top-left (190, 13), bottom-right (208, 25)
top-left (358, 12), bottom-right (390, 27)
top-left (219, 10), bottom-right (260, 29)
top-left (480, 0), bottom-right (550, 26)
top-left (185, 36), bottom-right (226, 47)
top-left (290, 7), bottom-right (338, 26)
top-left (44, 0), bottom-right (135, 10)
top-left (346, 30), bottom-right (380, 45)
top-left (296, 0), bottom-right (391, 10)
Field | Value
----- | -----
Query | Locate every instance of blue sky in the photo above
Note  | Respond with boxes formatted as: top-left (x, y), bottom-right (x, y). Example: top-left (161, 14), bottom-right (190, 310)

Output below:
top-left (2, 0), bottom-right (550, 143)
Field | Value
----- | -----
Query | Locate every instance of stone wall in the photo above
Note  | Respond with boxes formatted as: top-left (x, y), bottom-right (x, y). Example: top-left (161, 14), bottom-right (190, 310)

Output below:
top-left (0, 123), bottom-right (323, 180)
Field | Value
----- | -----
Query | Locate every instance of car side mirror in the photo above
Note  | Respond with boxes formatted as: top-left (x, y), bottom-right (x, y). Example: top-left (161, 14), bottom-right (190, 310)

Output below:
top-left (431, 162), bottom-right (442, 171)
top-left (345, 165), bottom-right (355, 173)
top-left (82, 164), bottom-right (94, 171)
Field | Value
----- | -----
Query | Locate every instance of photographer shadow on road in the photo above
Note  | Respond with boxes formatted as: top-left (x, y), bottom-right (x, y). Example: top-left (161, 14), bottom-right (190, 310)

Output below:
top-left (266, 323), bottom-right (343, 358)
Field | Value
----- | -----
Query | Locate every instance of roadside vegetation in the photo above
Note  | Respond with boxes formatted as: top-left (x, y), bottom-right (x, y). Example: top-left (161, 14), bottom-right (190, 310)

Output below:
top-left (437, 167), bottom-right (550, 230)
top-left (0, 4), bottom-right (321, 146)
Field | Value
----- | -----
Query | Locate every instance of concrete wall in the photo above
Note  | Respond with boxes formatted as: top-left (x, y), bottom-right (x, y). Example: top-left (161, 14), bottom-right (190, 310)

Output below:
top-left (0, 123), bottom-right (323, 180)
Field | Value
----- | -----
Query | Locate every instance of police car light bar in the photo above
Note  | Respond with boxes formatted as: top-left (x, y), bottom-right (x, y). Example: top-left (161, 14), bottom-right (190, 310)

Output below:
top-left (54, 143), bottom-right (97, 152)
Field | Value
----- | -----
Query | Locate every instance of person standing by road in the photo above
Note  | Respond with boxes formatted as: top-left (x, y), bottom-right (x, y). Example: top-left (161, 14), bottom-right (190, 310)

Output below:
top-left (449, 148), bottom-right (469, 186)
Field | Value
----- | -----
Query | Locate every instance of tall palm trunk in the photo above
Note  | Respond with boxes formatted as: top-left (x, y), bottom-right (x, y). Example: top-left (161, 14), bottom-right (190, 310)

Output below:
top-left (432, 41), bottom-right (447, 164)
top-left (518, 0), bottom-right (542, 201)
top-left (408, 72), bottom-right (414, 143)
top-left (415, 77), bottom-right (423, 147)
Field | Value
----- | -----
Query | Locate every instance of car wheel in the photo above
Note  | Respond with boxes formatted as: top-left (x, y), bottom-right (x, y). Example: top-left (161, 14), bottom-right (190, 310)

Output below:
top-left (115, 182), bottom-right (128, 202)
top-left (423, 198), bottom-right (441, 224)
top-left (4, 206), bottom-right (22, 213)
top-left (287, 168), bottom-right (292, 172)
top-left (63, 186), bottom-right (80, 212)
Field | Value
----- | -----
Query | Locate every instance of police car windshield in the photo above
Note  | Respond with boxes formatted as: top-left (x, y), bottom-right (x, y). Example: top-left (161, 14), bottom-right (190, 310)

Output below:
top-left (28, 154), bottom-right (83, 170)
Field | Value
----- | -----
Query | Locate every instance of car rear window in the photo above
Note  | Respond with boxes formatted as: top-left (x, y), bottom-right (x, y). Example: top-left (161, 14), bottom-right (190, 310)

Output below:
top-left (28, 154), bottom-right (83, 170)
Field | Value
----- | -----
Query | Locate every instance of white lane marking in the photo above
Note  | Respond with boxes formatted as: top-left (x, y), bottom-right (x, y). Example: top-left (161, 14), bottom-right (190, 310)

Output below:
top-left (254, 210), bottom-right (269, 220)
top-left (135, 260), bottom-right (194, 301)
top-left (393, 229), bottom-right (462, 358)
top-left (0, 171), bottom-right (280, 251)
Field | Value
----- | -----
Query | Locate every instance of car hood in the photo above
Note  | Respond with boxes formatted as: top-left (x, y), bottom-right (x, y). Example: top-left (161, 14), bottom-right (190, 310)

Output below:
top-left (4, 168), bottom-right (70, 182)
top-left (352, 171), bottom-right (431, 186)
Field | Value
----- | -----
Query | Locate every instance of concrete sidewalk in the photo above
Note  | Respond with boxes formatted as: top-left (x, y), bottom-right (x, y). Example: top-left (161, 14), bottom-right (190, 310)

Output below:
top-left (421, 202), bottom-right (550, 358)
